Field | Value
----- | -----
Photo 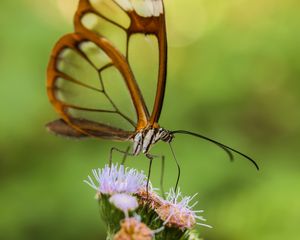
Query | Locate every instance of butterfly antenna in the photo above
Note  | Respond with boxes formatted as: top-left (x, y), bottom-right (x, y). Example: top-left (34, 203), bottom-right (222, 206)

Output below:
top-left (169, 143), bottom-right (181, 193)
top-left (171, 130), bottom-right (259, 170)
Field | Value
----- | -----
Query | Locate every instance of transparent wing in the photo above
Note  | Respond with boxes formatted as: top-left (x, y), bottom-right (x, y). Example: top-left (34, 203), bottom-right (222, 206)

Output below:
top-left (47, 0), bottom-right (167, 139)
top-left (47, 32), bottom-right (149, 138)
top-left (75, 0), bottom-right (168, 126)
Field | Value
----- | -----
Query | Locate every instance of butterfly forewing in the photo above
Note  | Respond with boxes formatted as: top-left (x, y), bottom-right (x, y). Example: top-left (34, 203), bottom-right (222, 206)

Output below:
top-left (75, 0), bottom-right (167, 125)
top-left (81, 0), bottom-right (163, 116)
top-left (88, 0), bottom-right (131, 28)
top-left (80, 12), bottom-right (128, 55)
top-left (128, 34), bottom-right (159, 115)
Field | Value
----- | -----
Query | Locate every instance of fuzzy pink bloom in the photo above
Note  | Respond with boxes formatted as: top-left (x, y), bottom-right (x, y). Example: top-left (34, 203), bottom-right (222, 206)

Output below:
top-left (137, 186), bottom-right (163, 210)
top-left (84, 164), bottom-right (147, 195)
top-left (156, 188), bottom-right (212, 230)
top-left (114, 217), bottom-right (153, 240)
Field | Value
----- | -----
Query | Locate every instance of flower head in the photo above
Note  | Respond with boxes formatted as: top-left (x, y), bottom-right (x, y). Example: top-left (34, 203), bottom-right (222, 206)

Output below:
top-left (84, 164), bottom-right (147, 195)
top-left (137, 186), bottom-right (163, 210)
top-left (109, 193), bottom-right (139, 215)
top-left (113, 217), bottom-right (153, 240)
top-left (156, 188), bottom-right (212, 230)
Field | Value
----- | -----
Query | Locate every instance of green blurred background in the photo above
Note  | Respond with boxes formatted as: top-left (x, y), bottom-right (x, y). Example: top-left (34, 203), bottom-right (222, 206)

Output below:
top-left (1, 0), bottom-right (299, 239)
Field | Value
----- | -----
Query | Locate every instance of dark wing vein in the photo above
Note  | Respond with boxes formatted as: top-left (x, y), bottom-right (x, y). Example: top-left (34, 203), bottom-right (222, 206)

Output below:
top-left (55, 41), bottom-right (136, 128)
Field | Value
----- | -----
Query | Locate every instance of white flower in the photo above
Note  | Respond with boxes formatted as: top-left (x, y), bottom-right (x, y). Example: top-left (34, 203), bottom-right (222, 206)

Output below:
top-left (109, 193), bottom-right (139, 215)
top-left (156, 188), bottom-right (212, 230)
top-left (84, 164), bottom-right (147, 195)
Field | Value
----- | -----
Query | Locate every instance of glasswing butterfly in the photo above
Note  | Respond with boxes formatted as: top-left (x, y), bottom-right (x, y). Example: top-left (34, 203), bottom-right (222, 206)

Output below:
top-left (46, 0), bottom-right (258, 189)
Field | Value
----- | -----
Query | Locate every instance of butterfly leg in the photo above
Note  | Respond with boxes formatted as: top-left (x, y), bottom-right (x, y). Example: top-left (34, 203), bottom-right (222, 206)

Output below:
top-left (160, 155), bottom-right (166, 198)
top-left (109, 146), bottom-right (134, 167)
top-left (168, 143), bottom-right (181, 193)
top-left (145, 153), bottom-right (154, 199)
top-left (121, 145), bottom-right (131, 165)
top-left (145, 153), bottom-right (166, 198)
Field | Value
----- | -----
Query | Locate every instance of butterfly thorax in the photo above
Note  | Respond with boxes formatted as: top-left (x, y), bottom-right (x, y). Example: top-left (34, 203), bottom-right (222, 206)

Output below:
top-left (132, 128), bottom-right (174, 155)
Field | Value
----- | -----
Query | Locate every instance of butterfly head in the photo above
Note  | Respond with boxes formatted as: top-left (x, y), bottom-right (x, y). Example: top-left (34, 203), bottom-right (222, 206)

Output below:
top-left (132, 127), bottom-right (174, 155)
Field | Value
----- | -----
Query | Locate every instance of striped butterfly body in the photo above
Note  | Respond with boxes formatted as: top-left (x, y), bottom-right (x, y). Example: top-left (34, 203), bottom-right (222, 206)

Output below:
top-left (47, 0), bottom-right (258, 170)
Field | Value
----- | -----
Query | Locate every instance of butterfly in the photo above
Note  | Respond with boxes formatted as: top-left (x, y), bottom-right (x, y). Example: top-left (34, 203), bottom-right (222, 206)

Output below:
top-left (46, 0), bottom-right (258, 185)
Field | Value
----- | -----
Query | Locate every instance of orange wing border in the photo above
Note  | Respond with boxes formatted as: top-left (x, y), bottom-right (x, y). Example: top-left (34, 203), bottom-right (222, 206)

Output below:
top-left (47, 0), bottom-right (168, 138)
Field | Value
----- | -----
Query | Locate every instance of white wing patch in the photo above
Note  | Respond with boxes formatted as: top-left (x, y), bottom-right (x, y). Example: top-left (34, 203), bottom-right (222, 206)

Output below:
top-left (114, 0), bottom-right (163, 17)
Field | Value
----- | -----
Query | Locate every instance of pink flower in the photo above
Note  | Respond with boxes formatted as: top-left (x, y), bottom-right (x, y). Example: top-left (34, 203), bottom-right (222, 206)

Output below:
top-left (156, 188), bottom-right (212, 230)
top-left (84, 164), bottom-right (147, 195)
